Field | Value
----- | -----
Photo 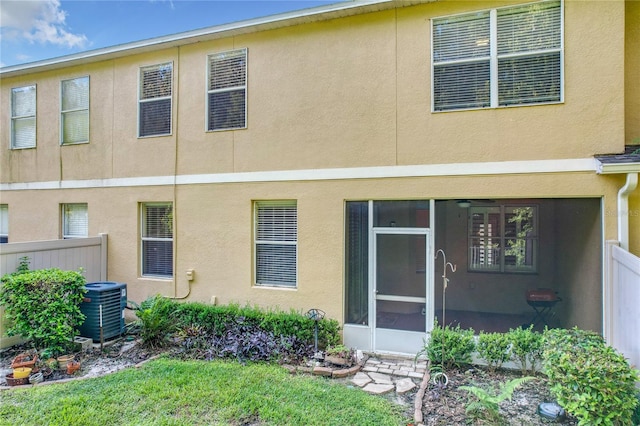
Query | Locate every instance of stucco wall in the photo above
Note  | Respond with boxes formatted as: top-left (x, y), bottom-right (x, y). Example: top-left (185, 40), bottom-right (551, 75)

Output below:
top-left (0, 0), bottom-right (637, 328)
top-left (626, 0), bottom-right (640, 146)
top-left (0, 0), bottom-right (628, 183)
top-left (0, 171), bottom-right (620, 327)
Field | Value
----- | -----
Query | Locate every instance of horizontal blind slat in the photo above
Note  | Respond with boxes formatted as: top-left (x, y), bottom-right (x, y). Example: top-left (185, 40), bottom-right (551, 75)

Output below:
top-left (12, 118), bottom-right (36, 148)
top-left (62, 77), bottom-right (89, 111)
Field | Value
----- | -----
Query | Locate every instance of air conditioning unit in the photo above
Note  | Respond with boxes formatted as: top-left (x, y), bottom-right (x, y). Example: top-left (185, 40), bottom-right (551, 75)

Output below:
top-left (78, 282), bottom-right (127, 342)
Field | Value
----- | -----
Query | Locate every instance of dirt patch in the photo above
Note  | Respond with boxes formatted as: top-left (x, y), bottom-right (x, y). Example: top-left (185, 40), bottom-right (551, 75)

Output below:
top-left (420, 367), bottom-right (576, 425)
top-left (0, 338), bottom-right (162, 386)
top-left (2, 341), bottom-right (575, 425)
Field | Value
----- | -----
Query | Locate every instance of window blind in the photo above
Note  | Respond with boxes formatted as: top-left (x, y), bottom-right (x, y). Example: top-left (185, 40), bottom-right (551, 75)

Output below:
top-left (141, 203), bottom-right (173, 277)
top-left (139, 63), bottom-right (172, 137)
top-left (11, 86), bottom-right (36, 149)
top-left (63, 203), bottom-right (88, 238)
top-left (255, 201), bottom-right (297, 287)
top-left (208, 49), bottom-right (247, 131)
top-left (468, 206), bottom-right (538, 272)
top-left (61, 77), bottom-right (89, 144)
top-left (433, 0), bottom-right (561, 111)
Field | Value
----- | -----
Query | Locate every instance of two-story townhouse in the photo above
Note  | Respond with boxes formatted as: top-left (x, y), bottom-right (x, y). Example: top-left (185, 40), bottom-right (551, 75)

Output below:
top-left (1, 0), bottom-right (639, 355)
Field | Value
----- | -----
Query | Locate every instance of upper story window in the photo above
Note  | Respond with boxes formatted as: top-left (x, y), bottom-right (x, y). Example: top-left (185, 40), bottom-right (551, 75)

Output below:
top-left (254, 200), bottom-right (297, 288)
top-left (468, 205), bottom-right (538, 273)
top-left (62, 203), bottom-right (88, 239)
top-left (0, 205), bottom-right (8, 243)
top-left (11, 85), bottom-right (36, 149)
top-left (61, 76), bottom-right (90, 145)
top-left (139, 62), bottom-right (173, 137)
top-left (207, 48), bottom-right (247, 131)
top-left (141, 202), bottom-right (173, 278)
top-left (432, 0), bottom-right (562, 112)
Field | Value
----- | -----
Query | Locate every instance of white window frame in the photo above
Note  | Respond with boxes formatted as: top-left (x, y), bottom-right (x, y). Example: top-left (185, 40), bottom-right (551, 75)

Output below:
top-left (468, 205), bottom-right (538, 273)
top-left (138, 62), bottom-right (173, 137)
top-left (62, 203), bottom-right (88, 239)
top-left (61, 76), bottom-right (90, 145)
top-left (431, 0), bottom-right (563, 112)
top-left (254, 200), bottom-right (297, 288)
top-left (11, 85), bottom-right (37, 149)
top-left (141, 202), bottom-right (173, 278)
top-left (206, 48), bottom-right (247, 132)
top-left (0, 204), bottom-right (8, 243)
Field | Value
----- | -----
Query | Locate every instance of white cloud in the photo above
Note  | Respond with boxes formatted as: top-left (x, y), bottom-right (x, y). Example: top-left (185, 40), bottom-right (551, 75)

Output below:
top-left (0, 0), bottom-right (87, 48)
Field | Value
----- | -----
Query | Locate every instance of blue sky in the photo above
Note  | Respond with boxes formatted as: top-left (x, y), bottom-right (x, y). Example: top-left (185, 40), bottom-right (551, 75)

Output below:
top-left (0, 0), bottom-right (344, 68)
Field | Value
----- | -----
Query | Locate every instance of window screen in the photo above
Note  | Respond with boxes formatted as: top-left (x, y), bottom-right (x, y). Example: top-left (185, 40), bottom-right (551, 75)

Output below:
top-left (61, 76), bottom-right (89, 144)
top-left (141, 203), bottom-right (173, 277)
top-left (11, 85), bottom-right (36, 149)
top-left (139, 63), bottom-right (172, 137)
top-left (62, 203), bottom-right (88, 239)
top-left (255, 201), bottom-right (297, 287)
top-left (207, 49), bottom-right (247, 131)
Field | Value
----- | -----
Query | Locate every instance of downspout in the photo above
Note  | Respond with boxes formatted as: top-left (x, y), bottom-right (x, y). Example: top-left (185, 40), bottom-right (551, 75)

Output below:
top-left (617, 173), bottom-right (638, 251)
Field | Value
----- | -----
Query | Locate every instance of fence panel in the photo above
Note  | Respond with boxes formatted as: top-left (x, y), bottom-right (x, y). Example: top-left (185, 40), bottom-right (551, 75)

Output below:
top-left (606, 242), bottom-right (640, 372)
top-left (0, 234), bottom-right (107, 348)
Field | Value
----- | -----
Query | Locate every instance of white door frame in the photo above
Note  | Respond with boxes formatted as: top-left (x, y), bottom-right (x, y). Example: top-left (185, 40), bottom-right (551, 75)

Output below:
top-left (370, 225), bottom-right (433, 354)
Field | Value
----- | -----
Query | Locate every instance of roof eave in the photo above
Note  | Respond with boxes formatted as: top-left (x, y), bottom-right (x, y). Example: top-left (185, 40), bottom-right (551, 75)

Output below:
top-left (0, 0), bottom-right (431, 78)
top-left (595, 161), bottom-right (640, 174)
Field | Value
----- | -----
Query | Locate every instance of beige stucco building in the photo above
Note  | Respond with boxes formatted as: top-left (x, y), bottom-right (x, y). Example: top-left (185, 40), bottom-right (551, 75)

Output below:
top-left (1, 0), bottom-right (639, 354)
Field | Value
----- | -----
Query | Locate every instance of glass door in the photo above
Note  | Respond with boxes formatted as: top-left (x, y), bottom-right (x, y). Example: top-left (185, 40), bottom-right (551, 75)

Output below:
top-left (373, 228), bottom-right (430, 354)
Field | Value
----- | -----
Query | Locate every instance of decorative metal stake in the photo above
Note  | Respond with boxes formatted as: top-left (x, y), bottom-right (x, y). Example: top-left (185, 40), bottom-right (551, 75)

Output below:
top-left (305, 308), bottom-right (325, 358)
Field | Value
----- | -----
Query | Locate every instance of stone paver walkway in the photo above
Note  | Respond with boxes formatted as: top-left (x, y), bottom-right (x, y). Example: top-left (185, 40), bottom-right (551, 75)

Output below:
top-left (355, 355), bottom-right (428, 396)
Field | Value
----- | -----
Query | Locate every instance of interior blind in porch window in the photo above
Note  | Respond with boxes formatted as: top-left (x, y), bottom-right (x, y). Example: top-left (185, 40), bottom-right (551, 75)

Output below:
top-left (61, 76), bottom-right (89, 144)
top-left (62, 203), bottom-right (88, 238)
top-left (469, 207), bottom-right (501, 271)
top-left (139, 63), bottom-right (172, 137)
top-left (11, 85), bottom-right (36, 149)
top-left (141, 203), bottom-right (173, 277)
top-left (255, 201), bottom-right (297, 287)
top-left (207, 49), bottom-right (247, 131)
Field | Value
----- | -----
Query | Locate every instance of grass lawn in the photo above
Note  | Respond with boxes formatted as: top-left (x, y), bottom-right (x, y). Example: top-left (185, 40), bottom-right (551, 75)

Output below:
top-left (0, 357), bottom-right (411, 426)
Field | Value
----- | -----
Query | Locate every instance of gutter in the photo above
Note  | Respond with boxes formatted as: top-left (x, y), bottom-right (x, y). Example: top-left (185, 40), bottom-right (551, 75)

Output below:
top-left (616, 173), bottom-right (638, 251)
top-left (595, 154), bottom-right (640, 251)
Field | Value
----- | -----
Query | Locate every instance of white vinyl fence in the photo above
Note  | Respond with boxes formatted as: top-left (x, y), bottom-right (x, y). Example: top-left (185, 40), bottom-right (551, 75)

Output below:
top-left (0, 234), bottom-right (108, 348)
top-left (605, 240), bottom-right (640, 372)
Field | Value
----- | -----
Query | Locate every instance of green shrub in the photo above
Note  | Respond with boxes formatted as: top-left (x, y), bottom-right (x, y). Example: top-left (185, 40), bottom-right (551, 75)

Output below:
top-left (130, 295), bottom-right (179, 349)
top-left (132, 296), bottom-right (341, 351)
top-left (476, 331), bottom-right (511, 372)
top-left (543, 327), bottom-right (639, 425)
top-left (0, 267), bottom-right (86, 356)
top-left (418, 321), bottom-right (475, 371)
top-left (507, 325), bottom-right (544, 376)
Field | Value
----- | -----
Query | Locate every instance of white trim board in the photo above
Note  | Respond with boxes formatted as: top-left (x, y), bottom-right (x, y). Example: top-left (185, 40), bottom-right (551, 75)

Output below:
top-left (0, 158), bottom-right (597, 191)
